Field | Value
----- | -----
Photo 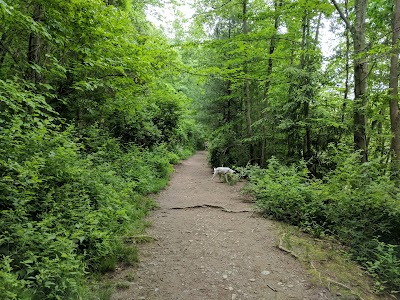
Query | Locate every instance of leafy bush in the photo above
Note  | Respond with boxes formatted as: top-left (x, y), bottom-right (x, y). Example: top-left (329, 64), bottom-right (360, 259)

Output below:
top-left (366, 240), bottom-right (400, 293)
top-left (0, 109), bottom-right (200, 299)
top-left (245, 153), bottom-right (400, 293)
top-left (0, 257), bottom-right (31, 300)
top-left (0, 96), bottom-right (185, 299)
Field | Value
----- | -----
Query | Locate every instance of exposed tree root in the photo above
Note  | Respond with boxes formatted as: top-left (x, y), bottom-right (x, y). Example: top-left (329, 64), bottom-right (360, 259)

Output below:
top-left (168, 204), bottom-right (252, 213)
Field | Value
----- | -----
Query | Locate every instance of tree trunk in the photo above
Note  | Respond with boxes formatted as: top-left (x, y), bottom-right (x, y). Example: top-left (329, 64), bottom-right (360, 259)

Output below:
top-left (300, 12), bottom-right (313, 161)
top-left (27, 3), bottom-right (42, 83)
top-left (242, 0), bottom-right (253, 161)
top-left (342, 0), bottom-right (350, 125)
top-left (389, 0), bottom-right (400, 174)
top-left (0, 33), bottom-right (7, 67)
top-left (352, 0), bottom-right (368, 162)
top-left (331, 0), bottom-right (368, 162)
top-left (261, 0), bottom-right (283, 166)
top-left (225, 81), bottom-right (232, 122)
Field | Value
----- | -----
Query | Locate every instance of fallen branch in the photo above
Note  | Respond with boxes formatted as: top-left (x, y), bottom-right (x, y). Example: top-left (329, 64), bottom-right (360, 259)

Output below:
top-left (168, 204), bottom-right (252, 213)
top-left (267, 283), bottom-right (278, 292)
top-left (277, 233), bottom-right (299, 258)
top-left (327, 278), bottom-right (352, 291)
top-left (311, 261), bottom-right (365, 300)
top-left (310, 261), bottom-right (322, 284)
top-left (327, 278), bottom-right (365, 300)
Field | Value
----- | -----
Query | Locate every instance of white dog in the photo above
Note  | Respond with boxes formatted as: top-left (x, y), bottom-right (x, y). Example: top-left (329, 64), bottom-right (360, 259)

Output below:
top-left (212, 167), bottom-right (235, 182)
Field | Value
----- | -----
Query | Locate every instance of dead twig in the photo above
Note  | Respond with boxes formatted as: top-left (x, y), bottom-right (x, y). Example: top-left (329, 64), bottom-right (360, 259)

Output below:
top-left (277, 233), bottom-right (299, 258)
top-left (123, 235), bottom-right (157, 243)
top-left (327, 278), bottom-right (366, 300)
top-left (267, 283), bottom-right (278, 292)
top-left (311, 261), bottom-right (365, 300)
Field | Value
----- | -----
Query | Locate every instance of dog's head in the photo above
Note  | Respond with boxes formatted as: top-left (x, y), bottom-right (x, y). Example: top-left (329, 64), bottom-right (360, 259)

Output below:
top-left (225, 168), bottom-right (235, 175)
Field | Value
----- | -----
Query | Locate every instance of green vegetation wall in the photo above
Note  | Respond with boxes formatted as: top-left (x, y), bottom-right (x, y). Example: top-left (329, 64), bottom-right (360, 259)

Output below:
top-left (0, 0), bottom-right (203, 299)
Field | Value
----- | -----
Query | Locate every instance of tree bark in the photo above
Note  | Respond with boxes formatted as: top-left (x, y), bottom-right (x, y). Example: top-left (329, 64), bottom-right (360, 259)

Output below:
top-left (341, 0), bottom-right (350, 127)
top-left (352, 0), bottom-right (368, 162)
top-left (389, 0), bottom-right (400, 173)
top-left (261, 0), bottom-right (283, 166)
top-left (301, 12), bottom-right (313, 161)
top-left (331, 0), bottom-right (368, 162)
top-left (27, 3), bottom-right (42, 83)
top-left (242, 0), bottom-right (253, 161)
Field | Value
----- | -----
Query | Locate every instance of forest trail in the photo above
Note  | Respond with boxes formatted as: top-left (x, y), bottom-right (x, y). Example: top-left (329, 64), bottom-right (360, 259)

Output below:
top-left (110, 151), bottom-right (334, 300)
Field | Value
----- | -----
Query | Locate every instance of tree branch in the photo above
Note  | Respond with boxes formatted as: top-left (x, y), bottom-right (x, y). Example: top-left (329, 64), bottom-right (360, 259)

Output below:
top-left (192, 0), bottom-right (234, 17)
top-left (330, 0), bottom-right (351, 31)
top-left (0, 39), bottom-right (19, 65)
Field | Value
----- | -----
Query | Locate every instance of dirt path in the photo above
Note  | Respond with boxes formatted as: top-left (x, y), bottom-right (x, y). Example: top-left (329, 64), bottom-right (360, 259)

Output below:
top-left (111, 151), bottom-right (335, 300)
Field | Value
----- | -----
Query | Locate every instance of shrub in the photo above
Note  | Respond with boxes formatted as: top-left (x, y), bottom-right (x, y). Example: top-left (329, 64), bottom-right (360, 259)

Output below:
top-left (245, 154), bottom-right (400, 292)
top-left (0, 77), bottom-right (201, 298)
top-left (0, 122), bottom-right (154, 298)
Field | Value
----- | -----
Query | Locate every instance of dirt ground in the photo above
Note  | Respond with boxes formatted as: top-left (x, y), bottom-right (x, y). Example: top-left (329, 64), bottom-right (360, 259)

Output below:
top-left (110, 151), bottom-right (337, 300)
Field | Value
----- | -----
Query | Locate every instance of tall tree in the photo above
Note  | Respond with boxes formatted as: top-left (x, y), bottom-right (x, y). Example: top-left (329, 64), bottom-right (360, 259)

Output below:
top-left (242, 0), bottom-right (254, 161)
top-left (331, 0), bottom-right (369, 162)
top-left (27, 3), bottom-right (42, 83)
top-left (389, 0), bottom-right (400, 173)
top-left (260, 0), bottom-right (283, 166)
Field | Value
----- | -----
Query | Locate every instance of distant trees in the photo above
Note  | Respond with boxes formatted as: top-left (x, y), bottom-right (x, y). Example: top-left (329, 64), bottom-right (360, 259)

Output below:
top-left (187, 0), bottom-right (399, 176)
top-left (0, 0), bottom-right (198, 147)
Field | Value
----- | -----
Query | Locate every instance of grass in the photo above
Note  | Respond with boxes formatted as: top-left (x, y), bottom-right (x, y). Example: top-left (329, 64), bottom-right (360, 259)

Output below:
top-left (277, 225), bottom-right (395, 300)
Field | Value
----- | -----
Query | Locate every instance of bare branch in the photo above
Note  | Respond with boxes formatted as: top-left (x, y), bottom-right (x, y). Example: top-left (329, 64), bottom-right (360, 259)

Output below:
top-left (330, 0), bottom-right (351, 30)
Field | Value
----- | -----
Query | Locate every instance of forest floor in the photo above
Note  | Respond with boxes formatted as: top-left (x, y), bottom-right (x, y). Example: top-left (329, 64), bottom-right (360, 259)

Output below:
top-left (108, 151), bottom-right (392, 300)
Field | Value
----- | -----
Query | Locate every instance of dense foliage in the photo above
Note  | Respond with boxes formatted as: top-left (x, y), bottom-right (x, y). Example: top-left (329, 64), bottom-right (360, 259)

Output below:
top-left (0, 0), bottom-right (202, 299)
top-left (240, 153), bottom-right (400, 292)
top-left (2, 0), bottom-right (400, 297)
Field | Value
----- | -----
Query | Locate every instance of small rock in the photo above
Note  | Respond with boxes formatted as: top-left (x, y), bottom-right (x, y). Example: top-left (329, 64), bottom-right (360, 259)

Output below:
top-left (261, 270), bottom-right (271, 276)
top-left (249, 278), bottom-right (256, 282)
top-left (223, 274), bottom-right (228, 279)
top-left (228, 286), bottom-right (234, 291)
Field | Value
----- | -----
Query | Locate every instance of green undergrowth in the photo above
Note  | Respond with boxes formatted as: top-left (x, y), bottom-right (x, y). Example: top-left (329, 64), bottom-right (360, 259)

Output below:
top-left (240, 152), bottom-right (400, 296)
top-left (0, 119), bottom-right (197, 299)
